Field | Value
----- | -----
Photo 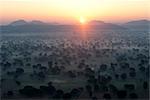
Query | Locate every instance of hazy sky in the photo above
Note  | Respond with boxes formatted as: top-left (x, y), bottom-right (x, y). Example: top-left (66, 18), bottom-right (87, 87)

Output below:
top-left (0, 0), bottom-right (150, 24)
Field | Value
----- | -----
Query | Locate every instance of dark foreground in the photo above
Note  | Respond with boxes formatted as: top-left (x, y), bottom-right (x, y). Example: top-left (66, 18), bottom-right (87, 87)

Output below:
top-left (0, 32), bottom-right (149, 100)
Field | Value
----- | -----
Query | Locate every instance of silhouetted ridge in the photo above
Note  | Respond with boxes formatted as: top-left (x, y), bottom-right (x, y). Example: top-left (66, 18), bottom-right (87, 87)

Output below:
top-left (9, 20), bottom-right (28, 26)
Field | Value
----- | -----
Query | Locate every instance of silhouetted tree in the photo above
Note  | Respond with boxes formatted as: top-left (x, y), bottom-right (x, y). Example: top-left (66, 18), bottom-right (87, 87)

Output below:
top-left (115, 74), bottom-right (119, 79)
top-left (129, 67), bottom-right (135, 71)
top-left (16, 68), bottom-right (24, 75)
top-left (129, 93), bottom-right (138, 99)
top-left (120, 73), bottom-right (127, 80)
top-left (67, 71), bottom-right (76, 78)
top-left (103, 93), bottom-right (111, 99)
top-left (40, 85), bottom-right (49, 95)
top-left (48, 61), bottom-right (53, 69)
top-left (47, 82), bottom-right (56, 96)
top-left (3, 62), bottom-right (11, 71)
top-left (7, 91), bottom-right (13, 97)
top-left (143, 81), bottom-right (148, 89)
top-left (117, 90), bottom-right (127, 99)
top-left (98, 75), bottom-right (110, 85)
top-left (70, 88), bottom-right (80, 98)
top-left (39, 66), bottom-right (47, 72)
top-left (15, 80), bottom-right (21, 86)
top-left (124, 84), bottom-right (135, 90)
top-left (53, 89), bottom-right (64, 99)
top-left (120, 62), bottom-right (129, 69)
top-left (108, 84), bottom-right (118, 94)
top-left (19, 86), bottom-right (42, 97)
top-left (94, 84), bottom-right (99, 92)
top-left (38, 71), bottom-right (46, 80)
top-left (99, 64), bottom-right (107, 72)
top-left (92, 96), bottom-right (98, 100)
top-left (63, 93), bottom-right (72, 99)
top-left (139, 66), bottom-right (146, 72)
top-left (85, 67), bottom-right (94, 77)
top-left (86, 85), bottom-right (92, 97)
top-left (129, 71), bottom-right (136, 78)
top-left (87, 76), bottom-right (97, 84)
top-left (51, 66), bottom-right (61, 75)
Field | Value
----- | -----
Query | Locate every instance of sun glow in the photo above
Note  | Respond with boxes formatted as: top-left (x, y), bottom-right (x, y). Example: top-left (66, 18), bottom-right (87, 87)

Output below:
top-left (79, 17), bottom-right (86, 24)
top-left (1, 0), bottom-right (149, 24)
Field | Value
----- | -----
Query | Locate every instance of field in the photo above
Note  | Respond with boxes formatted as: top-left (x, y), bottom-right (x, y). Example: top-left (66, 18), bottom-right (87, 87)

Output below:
top-left (0, 31), bottom-right (149, 99)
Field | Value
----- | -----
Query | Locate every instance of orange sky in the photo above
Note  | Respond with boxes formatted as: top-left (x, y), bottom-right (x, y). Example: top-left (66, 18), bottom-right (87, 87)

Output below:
top-left (0, 0), bottom-right (150, 24)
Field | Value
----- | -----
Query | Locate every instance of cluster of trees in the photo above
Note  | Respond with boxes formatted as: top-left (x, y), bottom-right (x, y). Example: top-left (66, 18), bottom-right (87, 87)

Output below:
top-left (18, 82), bottom-right (82, 99)
top-left (3, 80), bottom-right (149, 99)
top-left (1, 37), bottom-right (149, 99)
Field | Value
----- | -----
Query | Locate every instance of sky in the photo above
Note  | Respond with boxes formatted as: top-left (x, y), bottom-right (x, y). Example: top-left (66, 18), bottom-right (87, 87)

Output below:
top-left (0, 0), bottom-right (150, 24)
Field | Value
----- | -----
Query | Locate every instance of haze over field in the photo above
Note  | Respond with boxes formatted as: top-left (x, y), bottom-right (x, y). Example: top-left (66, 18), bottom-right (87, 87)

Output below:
top-left (0, 19), bottom-right (150, 33)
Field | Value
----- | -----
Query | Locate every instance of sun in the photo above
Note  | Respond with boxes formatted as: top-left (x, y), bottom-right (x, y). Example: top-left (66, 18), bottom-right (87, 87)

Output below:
top-left (79, 17), bottom-right (86, 24)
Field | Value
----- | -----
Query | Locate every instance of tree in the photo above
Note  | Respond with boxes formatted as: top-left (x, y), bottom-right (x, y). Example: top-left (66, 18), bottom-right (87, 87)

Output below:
top-left (51, 66), bottom-right (61, 75)
top-left (63, 93), bottom-right (72, 99)
top-left (109, 84), bottom-right (118, 94)
top-left (120, 73), bottom-right (127, 80)
top-left (143, 81), bottom-right (148, 89)
top-left (102, 85), bottom-right (108, 92)
top-left (16, 68), bottom-right (24, 75)
top-left (94, 84), bottom-right (99, 92)
top-left (129, 67), bottom-right (135, 71)
top-left (139, 66), bottom-right (145, 72)
top-left (103, 93), bottom-right (111, 99)
top-left (3, 62), bottom-right (11, 71)
top-left (110, 63), bottom-right (117, 72)
top-left (117, 90), bottom-right (127, 99)
top-left (120, 62), bottom-right (129, 69)
top-left (107, 76), bottom-right (112, 82)
top-left (84, 67), bottom-right (94, 77)
top-left (87, 76), bottom-right (97, 84)
top-left (98, 75), bottom-right (110, 85)
top-left (15, 80), bottom-right (21, 86)
top-left (7, 91), bottom-right (13, 97)
top-left (99, 64), bottom-right (107, 72)
top-left (129, 71), bottom-right (136, 78)
top-left (38, 71), bottom-right (46, 80)
top-left (40, 85), bottom-right (49, 95)
top-left (48, 61), bottom-right (53, 69)
top-left (129, 93), bottom-right (138, 99)
top-left (53, 89), bottom-right (64, 99)
top-left (115, 74), bottom-right (119, 79)
top-left (39, 66), bottom-right (47, 72)
top-left (145, 67), bottom-right (149, 77)
top-left (19, 86), bottom-right (42, 97)
top-left (70, 88), bottom-right (80, 98)
top-left (67, 71), bottom-right (76, 78)
top-left (32, 65), bottom-right (38, 69)
top-left (47, 82), bottom-right (56, 96)
top-left (86, 85), bottom-right (92, 93)
top-left (86, 85), bottom-right (92, 97)
top-left (92, 96), bottom-right (98, 100)
top-left (124, 84), bottom-right (135, 90)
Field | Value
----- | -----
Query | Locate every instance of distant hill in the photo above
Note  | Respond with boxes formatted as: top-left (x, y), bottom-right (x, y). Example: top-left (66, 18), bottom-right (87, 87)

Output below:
top-left (9, 20), bottom-right (49, 26)
top-left (0, 19), bottom-right (149, 33)
top-left (122, 20), bottom-right (150, 33)
top-left (88, 20), bottom-right (105, 25)
top-left (9, 20), bottom-right (28, 26)
top-left (30, 20), bottom-right (47, 25)
top-left (88, 20), bottom-right (127, 32)
top-left (1, 20), bottom-right (76, 33)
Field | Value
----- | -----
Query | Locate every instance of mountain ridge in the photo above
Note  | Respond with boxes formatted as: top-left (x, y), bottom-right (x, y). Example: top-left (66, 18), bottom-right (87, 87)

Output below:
top-left (122, 19), bottom-right (150, 32)
top-left (1, 19), bottom-right (149, 33)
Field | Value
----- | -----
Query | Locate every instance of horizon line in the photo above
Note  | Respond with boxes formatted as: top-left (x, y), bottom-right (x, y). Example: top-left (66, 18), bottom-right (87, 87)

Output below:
top-left (0, 18), bottom-right (150, 26)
